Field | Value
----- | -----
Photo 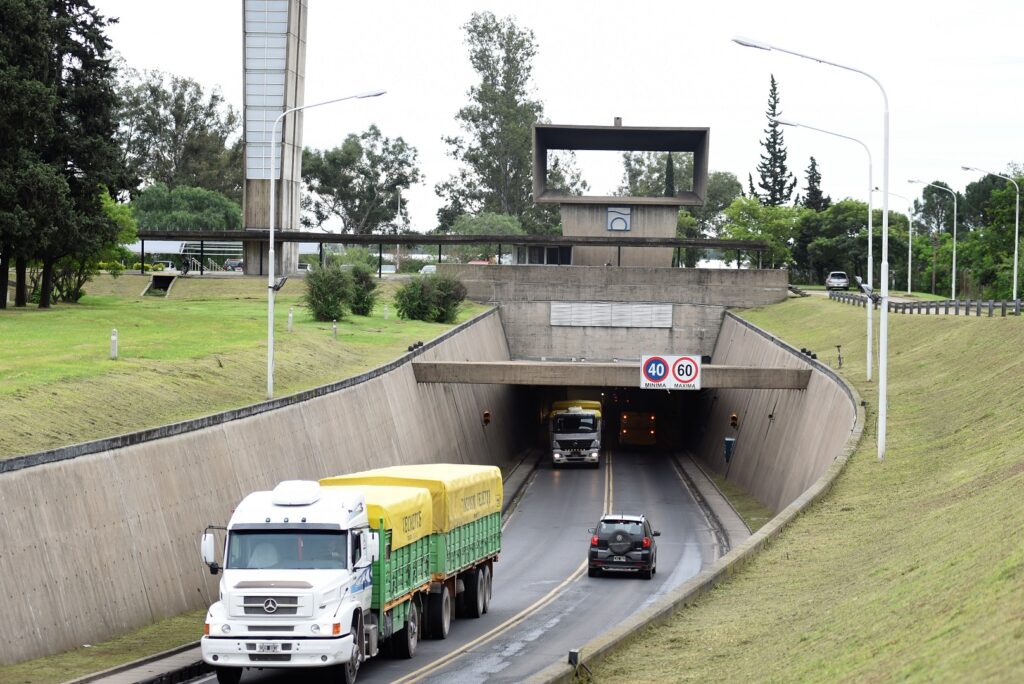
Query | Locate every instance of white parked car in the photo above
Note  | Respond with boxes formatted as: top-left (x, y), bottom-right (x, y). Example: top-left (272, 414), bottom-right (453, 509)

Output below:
top-left (825, 271), bottom-right (850, 291)
top-left (419, 264), bottom-right (437, 275)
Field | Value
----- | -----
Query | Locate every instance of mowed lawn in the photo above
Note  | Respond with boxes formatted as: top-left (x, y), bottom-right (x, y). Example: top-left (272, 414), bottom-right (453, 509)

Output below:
top-left (595, 298), bottom-right (1024, 683)
top-left (0, 274), bottom-right (486, 458)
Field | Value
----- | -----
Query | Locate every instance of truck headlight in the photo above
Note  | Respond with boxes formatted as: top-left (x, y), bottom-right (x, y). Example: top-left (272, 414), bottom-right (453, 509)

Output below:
top-left (221, 624), bottom-right (231, 634)
top-left (311, 624), bottom-right (321, 634)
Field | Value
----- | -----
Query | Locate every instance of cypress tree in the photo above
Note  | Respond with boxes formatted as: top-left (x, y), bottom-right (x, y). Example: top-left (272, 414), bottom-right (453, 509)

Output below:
top-left (665, 154), bottom-right (675, 197)
top-left (752, 74), bottom-right (797, 206)
top-left (802, 156), bottom-right (831, 211)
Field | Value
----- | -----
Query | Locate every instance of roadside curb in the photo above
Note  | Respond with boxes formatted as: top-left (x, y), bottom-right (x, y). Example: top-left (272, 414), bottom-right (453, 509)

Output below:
top-left (526, 354), bottom-right (866, 683)
top-left (670, 452), bottom-right (732, 555)
top-left (64, 641), bottom-right (204, 684)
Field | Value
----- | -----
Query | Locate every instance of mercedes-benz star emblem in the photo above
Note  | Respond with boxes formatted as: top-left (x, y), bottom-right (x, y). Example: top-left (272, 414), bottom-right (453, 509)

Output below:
top-left (263, 598), bottom-right (278, 613)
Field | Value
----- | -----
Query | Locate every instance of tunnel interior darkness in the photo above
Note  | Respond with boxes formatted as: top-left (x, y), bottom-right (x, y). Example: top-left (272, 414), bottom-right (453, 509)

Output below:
top-left (519, 385), bottom-right (703, 455)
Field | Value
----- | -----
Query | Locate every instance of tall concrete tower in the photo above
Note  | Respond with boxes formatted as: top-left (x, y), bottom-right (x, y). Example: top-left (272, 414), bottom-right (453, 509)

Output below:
top-left (241, 0), bottom-right (307, 274)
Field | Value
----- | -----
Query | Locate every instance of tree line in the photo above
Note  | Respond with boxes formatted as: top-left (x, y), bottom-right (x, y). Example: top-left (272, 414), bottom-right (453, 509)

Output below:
top-left (4, 5), bottom-right (1021, 308)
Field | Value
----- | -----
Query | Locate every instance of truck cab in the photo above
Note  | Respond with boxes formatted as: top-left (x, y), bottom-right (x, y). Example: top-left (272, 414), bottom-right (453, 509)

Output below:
top-left (550, 400), bottom-right (603, 468)
top-left (200, 480), bottom-right (376, 683)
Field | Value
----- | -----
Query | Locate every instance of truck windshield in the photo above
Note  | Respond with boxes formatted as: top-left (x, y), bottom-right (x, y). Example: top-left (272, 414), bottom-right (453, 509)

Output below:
top-left (226, 530), bottom-right (347, 570)
top-left (553, 415), bottom-right (597, 433)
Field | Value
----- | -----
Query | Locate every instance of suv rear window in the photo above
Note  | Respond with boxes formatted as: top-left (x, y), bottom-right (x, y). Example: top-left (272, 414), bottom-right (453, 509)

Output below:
top-left (829, 272), bottom-right (847, 278)
top-left (598, 520), bottom-right (643, 535)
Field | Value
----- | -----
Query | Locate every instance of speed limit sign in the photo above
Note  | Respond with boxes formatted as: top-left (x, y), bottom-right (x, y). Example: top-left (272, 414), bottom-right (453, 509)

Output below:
top-left (671, 356), bottom-right (701, 389)
top-left (640, 354), bottom-right (701, 390)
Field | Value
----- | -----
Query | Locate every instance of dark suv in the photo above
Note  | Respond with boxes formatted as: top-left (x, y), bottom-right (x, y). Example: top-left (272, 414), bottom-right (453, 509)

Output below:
top-left (588, 514), bottom-right (660, 579)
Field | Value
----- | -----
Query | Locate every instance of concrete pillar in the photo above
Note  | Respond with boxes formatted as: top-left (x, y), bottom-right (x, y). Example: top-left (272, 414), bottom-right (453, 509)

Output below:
top-left (241, 0), bottom-right (307, 275)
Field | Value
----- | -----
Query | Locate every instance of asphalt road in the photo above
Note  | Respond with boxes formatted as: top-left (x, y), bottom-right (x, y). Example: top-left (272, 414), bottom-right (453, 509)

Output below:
top-left (190, 449), bottom-right (720, 684)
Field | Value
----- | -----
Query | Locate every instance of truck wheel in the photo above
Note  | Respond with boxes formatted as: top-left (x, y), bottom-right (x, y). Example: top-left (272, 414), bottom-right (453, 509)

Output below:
top-left (462, 569), bottom-right (485, 619)
top-left (215, 667), bottom-right (242, 684)
top-left (481, 565), bottom-right (492, 614)
top-left (393, 600), bottom-right (419, 659)
top-left (340, 612), bottom-right (364, 683)
top-left (426, 585), bottom-right (452, 639)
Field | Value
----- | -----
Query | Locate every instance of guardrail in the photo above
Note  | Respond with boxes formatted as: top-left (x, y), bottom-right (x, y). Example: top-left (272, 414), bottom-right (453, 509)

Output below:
top-left (828, 291), bottom-right (1022, 317)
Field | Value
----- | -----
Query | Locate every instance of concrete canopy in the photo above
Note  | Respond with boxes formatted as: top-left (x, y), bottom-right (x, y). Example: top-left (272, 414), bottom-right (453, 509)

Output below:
top-left (533, 123), bottom-right (710, 206)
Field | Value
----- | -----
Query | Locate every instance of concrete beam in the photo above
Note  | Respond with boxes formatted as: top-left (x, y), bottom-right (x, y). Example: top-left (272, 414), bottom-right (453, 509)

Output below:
top-left (412, 361), bottom-right (810, 389)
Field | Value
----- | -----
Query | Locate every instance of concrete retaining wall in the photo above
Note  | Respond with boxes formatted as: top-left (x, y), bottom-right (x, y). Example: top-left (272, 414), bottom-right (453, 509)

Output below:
top-left (498, 301), bottom-right (723, 360)
top-left (443, 264), bottom-right (789, 307)
top-left (693, 313), bottom-right (858, 512)
top-left (0, 310), bottom-right (521, 665)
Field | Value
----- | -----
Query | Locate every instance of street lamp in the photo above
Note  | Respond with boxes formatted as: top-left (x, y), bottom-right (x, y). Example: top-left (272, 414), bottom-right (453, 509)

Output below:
top-left (772, 116), bottom-right (875, 382)
top-left (961, 165), bottom-right (1020, 303)
top-left (267, 89), bottom-right (386, 399)
top-left (734, 36), bottom-right (891, 461)
top-left (908, 180), bottom-right (958, 300)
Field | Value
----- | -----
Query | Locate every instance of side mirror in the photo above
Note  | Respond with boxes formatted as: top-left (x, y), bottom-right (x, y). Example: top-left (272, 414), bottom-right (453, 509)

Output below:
top-left (367, 532), bottom-right (380, 563)
top-left (200, 533), bottom-right (220, 574)
top-left (653, 531), bottom-right (661, 537)
top-left (587, 528), bottom-right (595, 534)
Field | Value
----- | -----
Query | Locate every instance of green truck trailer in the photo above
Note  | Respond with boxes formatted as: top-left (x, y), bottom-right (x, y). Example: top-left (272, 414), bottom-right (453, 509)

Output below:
top-left (200, 465), bottom-right (501, 684)
top-left (321, 463), bottom-right (502, 639)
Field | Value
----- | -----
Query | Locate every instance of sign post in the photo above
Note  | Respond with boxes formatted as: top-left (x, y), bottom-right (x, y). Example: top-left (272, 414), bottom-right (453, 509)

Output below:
top-left (640, 354), bottom-right (702, 390)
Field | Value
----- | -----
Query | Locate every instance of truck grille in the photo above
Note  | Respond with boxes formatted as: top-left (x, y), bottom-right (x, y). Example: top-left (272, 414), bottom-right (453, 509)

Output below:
top-left (557, 439), bottom-right (592, 451)
top-left (243, 595), bottom-right (299, 616)
top-left (249, 654), bottom-right (291, 662)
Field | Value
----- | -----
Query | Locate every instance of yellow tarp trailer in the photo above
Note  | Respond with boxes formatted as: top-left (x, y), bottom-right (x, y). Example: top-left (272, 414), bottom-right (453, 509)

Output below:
top-left (318, 483), bottom-right (433, 551)
top-left (322, 464), bottom-right (502, 534)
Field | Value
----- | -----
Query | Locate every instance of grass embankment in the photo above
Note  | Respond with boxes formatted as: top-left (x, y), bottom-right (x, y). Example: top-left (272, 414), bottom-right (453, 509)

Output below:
top-left (597, 297), bottom-right (1024, 682)
top-left (0, 274), bottom-right (486, 458)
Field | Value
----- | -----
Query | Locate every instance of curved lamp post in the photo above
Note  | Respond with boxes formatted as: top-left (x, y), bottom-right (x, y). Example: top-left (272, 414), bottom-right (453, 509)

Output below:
top-left (908, 180), bottom-right (958, 300)
top-left (267, 89), bottom-right (386, 399)
top-left (773, 116), bottom-right (875, 381)
top-left (961, 165), bottom-right (1020, 303)
top-left (734, 36), bottom-right (891, 460)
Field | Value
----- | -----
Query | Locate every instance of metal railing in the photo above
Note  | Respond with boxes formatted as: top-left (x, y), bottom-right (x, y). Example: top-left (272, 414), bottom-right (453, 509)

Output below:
top-left (829, 291), bottom-right (1022, 317)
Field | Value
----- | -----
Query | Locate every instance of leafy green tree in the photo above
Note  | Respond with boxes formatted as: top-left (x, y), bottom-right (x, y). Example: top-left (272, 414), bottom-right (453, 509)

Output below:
top-left (720, 197), bottom-right (807, 268)
top-left (394, 273), bottom-right (467, 323)
top-left (751, 75), bottom-right (797, 206)
top-left (801, 157), bottom-right (831, 211)
top-left (301, 125), bottom-right (421, 234)
top-left (131, 183), bottom-right (242, 230)
top-left (448, 212), bottom-right (524, 262)
top-left (619, 152), bottom-right (694, 196)
top-left (437, 12), bottom-right (585, 234)
top-left (691, 171), bottom-right (743, 236)
top-left (113, 64), bottom-right (241, 201)
top-left (27, 0), bottom-right (122, 309)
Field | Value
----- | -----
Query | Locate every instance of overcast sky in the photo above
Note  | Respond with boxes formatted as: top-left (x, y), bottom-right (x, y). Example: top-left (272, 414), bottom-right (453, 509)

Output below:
top-left (95, 0), bottom-right (1024, 231)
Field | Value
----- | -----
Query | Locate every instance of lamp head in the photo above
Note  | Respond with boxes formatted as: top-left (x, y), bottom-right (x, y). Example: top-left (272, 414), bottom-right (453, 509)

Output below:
top-left (733, 36), bottom-right (772, 51)
top-left (770, 116), bottom-right (799, 128)
top-left (907, 179), bottom-right (923, 184)
top-left (356, 89), bottom-right (387, 99)
top-left (961, 166), bottom-right (975, 172)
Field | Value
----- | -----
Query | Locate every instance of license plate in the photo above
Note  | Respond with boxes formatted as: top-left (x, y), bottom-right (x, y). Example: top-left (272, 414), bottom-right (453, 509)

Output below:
top-left (257, 643), bottom-right (280, 653)
top-left (613, 556), bottom-right (626, 562)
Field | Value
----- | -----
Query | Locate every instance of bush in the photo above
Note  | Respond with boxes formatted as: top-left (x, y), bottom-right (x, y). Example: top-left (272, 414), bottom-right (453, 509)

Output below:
top-left (304, 264), bottom-right (354, 321)
top-left (349, 264), bottom-right (379, 316)
top-left (330, 246), bottom-right (379, 271)
top-left (394, 274), bottom-right (467, 323)
top-left (397, 258), bottom-right (424, 274)
top-left (433, 274), bottom-right (468, 323)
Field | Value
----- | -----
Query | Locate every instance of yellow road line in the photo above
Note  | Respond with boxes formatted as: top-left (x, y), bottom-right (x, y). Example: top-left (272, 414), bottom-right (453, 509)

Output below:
top-left (391, 452), bottom-right (615, 683)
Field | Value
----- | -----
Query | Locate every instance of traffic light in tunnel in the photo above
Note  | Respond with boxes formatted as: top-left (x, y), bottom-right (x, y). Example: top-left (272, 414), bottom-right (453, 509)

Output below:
top-left (729, 413), bottom-right (739, 429)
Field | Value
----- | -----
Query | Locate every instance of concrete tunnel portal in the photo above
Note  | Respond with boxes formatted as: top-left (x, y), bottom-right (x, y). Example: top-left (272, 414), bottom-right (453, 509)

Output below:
top-left (413, 359), bottom-right (812, 460)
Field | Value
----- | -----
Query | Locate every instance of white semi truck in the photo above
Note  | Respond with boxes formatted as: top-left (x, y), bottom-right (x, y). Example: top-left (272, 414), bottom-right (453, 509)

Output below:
top-left (549, 399), bottom-right (603, 468)
top-left (199, 464), bottom-right (502, 684)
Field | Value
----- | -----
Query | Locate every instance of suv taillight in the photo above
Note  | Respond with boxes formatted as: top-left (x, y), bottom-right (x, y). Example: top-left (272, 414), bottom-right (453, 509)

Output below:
top-left (591, 535), bottom-right (599, 547)
top-left (642, 536), bottom-right (651, 549)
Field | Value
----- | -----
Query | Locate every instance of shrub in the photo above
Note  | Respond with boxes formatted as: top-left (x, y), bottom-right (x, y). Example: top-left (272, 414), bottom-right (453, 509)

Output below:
top-left (304, 264), bottom-right (354, 321)
top-left (397, 258), bottom-right (424, 274)
top-left (349, 264), bottom-right (379, 316)
top-left (394, 273), bottom-right (467, 323)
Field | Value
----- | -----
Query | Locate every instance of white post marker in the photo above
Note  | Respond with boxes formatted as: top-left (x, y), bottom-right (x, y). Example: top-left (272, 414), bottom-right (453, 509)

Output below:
top-left (641, 355), bottom-right (702, 390)
top-left (110, 329), bottom-right (118, 360)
